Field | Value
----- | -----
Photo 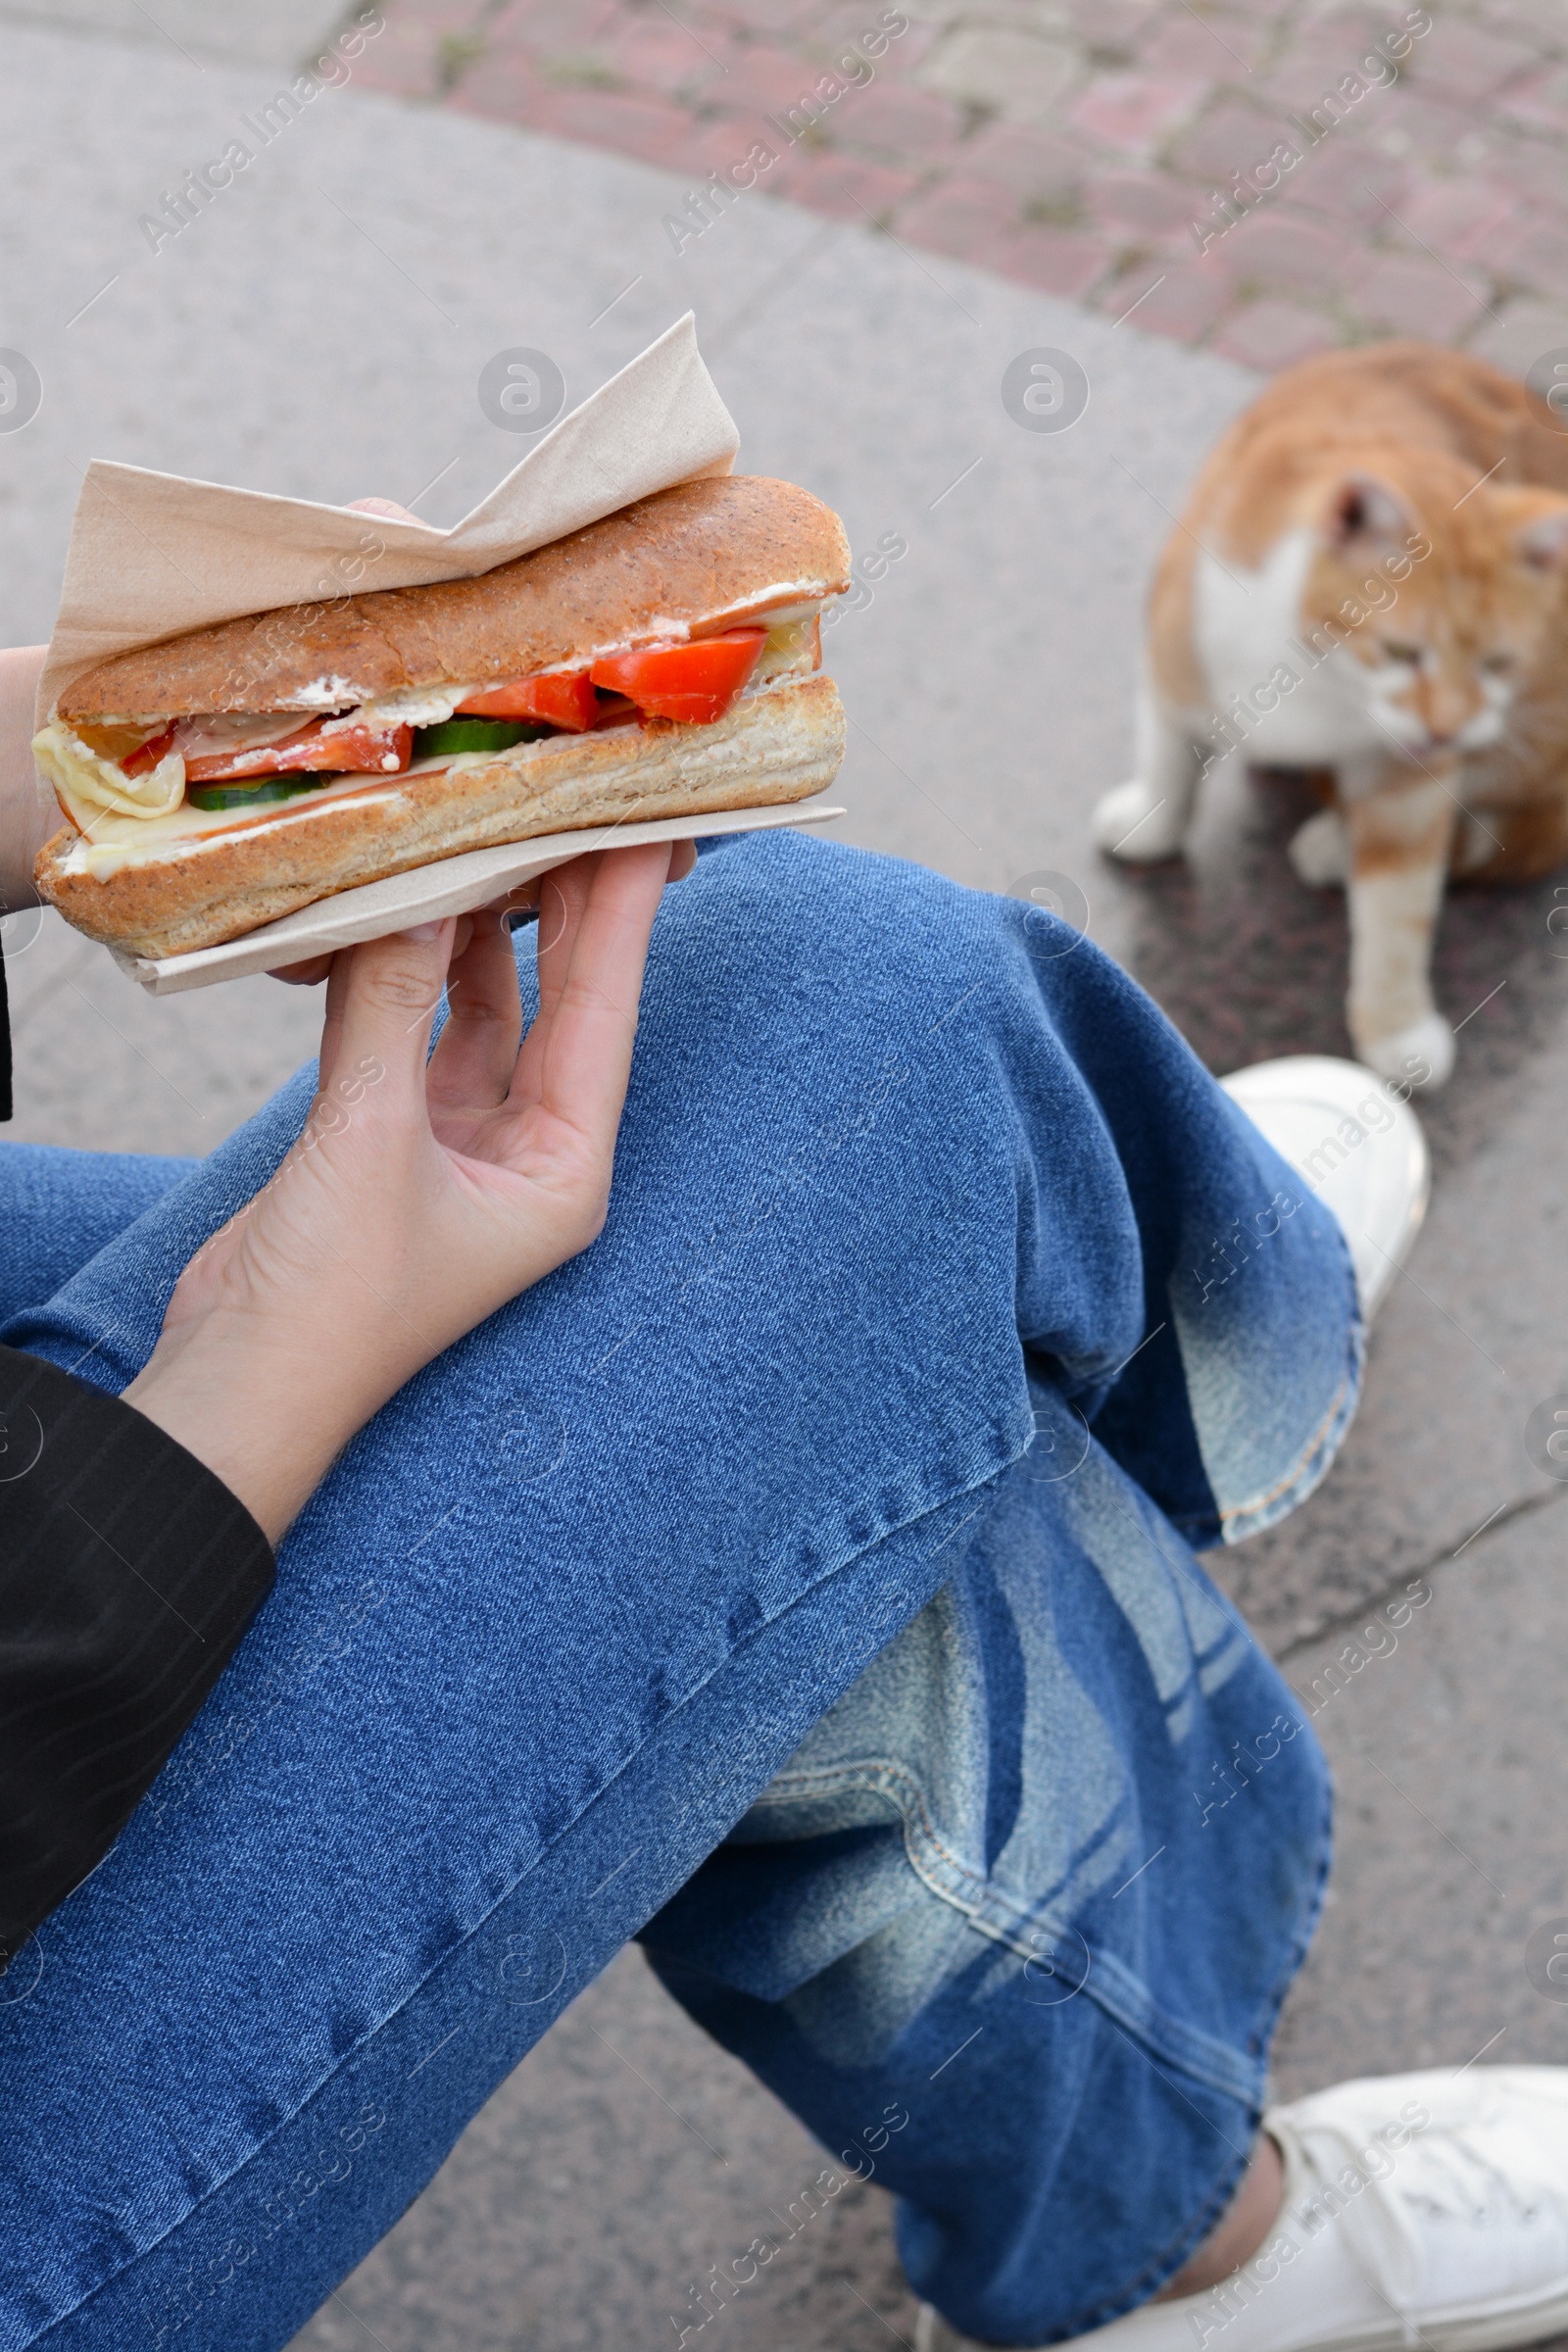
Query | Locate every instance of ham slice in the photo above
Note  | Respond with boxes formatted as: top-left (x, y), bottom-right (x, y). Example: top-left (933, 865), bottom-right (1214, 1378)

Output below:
top-left (179, 716), bottom-right (412, 783)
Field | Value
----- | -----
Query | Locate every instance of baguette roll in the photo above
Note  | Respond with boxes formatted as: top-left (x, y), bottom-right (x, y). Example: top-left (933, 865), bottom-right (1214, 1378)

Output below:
top-left (34, 475), bottom-right (852, 957)
top-left (56, 477), bottom-right (848, 720)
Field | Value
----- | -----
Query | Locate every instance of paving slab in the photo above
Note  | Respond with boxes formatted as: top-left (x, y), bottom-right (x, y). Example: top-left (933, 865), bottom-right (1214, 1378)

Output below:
top-left (348, 0), bottom-right (1568, 363)
top-left (2, 20), bottom-right (1567, 2348)
top-left (0, 0), bottom-right (351, 70)
top-left (1267, 1493), bottom-right (1568, 2352)
top-left (1271, 1491), bottom-right (1568, 2099)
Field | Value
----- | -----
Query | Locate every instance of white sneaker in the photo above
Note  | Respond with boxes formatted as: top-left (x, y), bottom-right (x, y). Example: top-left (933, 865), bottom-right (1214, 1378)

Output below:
top-left (915, 2068), bottom-right (1568, 2351)
top-left (1217, 1054), bottom-right (1429, 1321)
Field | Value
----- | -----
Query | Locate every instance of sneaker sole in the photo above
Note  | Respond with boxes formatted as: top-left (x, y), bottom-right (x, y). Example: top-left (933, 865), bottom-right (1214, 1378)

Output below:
top-left (1298, 2280), bottom-right (1568, 2352)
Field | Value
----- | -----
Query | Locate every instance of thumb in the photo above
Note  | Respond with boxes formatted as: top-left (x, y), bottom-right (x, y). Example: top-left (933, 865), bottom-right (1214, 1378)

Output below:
top-left (318, 919), bottom-right (455, 1117)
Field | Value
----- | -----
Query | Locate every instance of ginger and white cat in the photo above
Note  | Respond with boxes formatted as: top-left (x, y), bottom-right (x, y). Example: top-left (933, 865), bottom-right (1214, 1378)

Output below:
top-left (1094, 343), bottom-right (1568, 1087)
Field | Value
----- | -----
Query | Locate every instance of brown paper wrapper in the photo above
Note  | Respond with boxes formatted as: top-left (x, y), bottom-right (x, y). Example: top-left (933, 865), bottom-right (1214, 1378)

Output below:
top-left (37, 317), bottom-right (841, 987)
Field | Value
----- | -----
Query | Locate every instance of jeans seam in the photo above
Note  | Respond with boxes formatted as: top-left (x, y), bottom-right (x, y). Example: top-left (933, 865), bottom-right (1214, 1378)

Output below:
top-left (750, 1755), bottom-right (1263, 2106)
top-left (1048, 1752), bottom-right (1334, 2338)
top-left (1212, 1283), bottom-right (1363, 1542)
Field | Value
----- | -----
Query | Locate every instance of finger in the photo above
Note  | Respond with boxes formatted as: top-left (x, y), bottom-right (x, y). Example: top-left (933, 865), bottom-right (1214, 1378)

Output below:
top-left (316, 945), bottom-right (355, 1088)
top-left (512, 843), bottom-right (672, 1152)
top-left (316, 919), bottom-right (456, 1122)
top-left (536, 857), bottom-right (589, 971)
top-left (512, 853), bottom-right (610, 1105)
top-left (527, 836), bottom-right (691, 1010)
top-left (534, 854), bottom-right (597, 1015)
top-left (481, 883), bottom-right (541, 917)
top-left (512, 843), bottom-right (679, 1109)
top-left (266, 898), bottom-right (476, 990)
top-left (346, 496), bottom-right (421, 523)
top-left (427, 906), bottom-right (523, 1108)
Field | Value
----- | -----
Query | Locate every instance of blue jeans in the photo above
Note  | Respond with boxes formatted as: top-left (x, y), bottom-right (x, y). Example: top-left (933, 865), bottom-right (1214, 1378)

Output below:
top-left (0, 833), bottom-right (1354, 2350)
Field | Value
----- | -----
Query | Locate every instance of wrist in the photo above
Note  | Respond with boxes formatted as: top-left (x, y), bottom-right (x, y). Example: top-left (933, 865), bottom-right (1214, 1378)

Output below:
top-left (123, 1313), bottom-right (389, 1544)
top-left (0, 646), bottom-right (54, 910)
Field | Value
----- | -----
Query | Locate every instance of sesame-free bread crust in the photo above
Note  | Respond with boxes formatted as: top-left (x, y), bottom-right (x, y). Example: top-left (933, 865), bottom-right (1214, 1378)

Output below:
top-left (57, 477), bottom-right (851, 721)
top-left (36, 674), bottom-right (845, 959)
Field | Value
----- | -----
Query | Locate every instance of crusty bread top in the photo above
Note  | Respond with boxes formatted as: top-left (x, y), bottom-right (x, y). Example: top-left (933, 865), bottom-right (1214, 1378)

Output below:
top-left (59, 475), bottom-right (851, 721)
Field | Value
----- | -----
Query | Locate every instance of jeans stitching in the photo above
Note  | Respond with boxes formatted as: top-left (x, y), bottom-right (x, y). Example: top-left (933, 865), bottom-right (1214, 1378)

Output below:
top-left (750, 1755), bottom-right (1263, 2105)
top-left (1175, 1208), bottom-right (1362, 1545)
top-left (1214, 1320), bottom-right (1361, 1541)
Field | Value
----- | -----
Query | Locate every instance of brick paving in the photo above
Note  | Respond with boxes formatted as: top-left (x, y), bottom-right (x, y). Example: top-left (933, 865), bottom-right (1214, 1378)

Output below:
top-left (354, 0), bottom-right (1568, 368)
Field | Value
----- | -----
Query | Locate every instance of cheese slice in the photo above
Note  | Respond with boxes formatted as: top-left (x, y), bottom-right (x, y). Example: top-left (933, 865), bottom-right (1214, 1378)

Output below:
top-left (33, 721), bottom-right (185, 820)
top-left (54, 774), bottom-right (407, 879)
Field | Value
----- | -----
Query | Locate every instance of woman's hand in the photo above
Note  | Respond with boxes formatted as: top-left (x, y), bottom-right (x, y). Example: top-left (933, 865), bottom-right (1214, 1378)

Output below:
top-left (124, 843), bottom-right (680, 1542)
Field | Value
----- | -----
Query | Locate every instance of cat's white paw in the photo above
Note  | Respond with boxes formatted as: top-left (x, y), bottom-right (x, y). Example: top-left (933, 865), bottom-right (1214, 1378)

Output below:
top-left (1354, 1010), bottom-right (1455, 1093)
top-left (1289, 808), bottom-right (1348, 889)
top-left (1092, 779), bottom-right (1188, 863)
top-left (1451, 812), bottom-right (1496, 878)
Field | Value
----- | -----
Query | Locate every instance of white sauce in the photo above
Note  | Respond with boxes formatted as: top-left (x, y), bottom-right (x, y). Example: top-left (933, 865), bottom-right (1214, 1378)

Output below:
top-left (351, 687), bottom-right (472, 727)
top-left (293, 674), bottom-right (362, 710)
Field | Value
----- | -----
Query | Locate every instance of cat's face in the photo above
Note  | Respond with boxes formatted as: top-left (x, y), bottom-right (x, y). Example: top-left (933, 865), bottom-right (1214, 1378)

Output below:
top-left (1303, 474), bottom-right (1568, 761)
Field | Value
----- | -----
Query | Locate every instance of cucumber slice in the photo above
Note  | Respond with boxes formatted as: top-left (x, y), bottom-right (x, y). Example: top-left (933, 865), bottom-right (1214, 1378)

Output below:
top-left (412, 717), bottom-right (550, 759)
top-left (187, 773), bottom-right (340, 811)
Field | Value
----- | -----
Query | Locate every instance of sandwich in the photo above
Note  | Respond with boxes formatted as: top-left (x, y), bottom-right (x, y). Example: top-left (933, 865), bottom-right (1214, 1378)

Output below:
top-left (32, 474), bottom-right (851, 959)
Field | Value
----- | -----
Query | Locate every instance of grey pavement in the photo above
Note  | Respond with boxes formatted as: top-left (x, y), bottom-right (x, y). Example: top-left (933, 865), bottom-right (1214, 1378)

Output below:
top-left (2, 11), bottom-right (1567, 2347)
top-left (1, 0), bottom-right (348, 68)
top-left (1273, 1494), bottom-right (1568, 2103)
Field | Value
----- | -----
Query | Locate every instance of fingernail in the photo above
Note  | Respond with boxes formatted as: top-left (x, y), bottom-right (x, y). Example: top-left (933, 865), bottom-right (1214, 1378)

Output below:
top-left (403, 920), bottom-right (444, 943)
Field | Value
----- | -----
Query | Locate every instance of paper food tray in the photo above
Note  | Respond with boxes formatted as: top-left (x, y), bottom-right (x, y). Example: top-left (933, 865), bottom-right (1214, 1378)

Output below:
top-left (112, 798), bottom-right (845, 994)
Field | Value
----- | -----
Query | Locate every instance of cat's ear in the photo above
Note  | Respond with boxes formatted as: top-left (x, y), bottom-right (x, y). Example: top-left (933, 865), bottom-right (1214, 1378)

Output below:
top-left (1515, 501), bottom-right (1568, 572)
top-left (1324, 473), bottom-right (1413, 551)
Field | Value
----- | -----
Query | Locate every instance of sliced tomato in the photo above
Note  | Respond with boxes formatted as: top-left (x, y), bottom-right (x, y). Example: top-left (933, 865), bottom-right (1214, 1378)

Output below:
top-left (590, 690), bottom-right (640, 730)
top-left (122, 722), bottom-right (178, 776)
top-left (183, 718), bottom-right (413, 783)
top-left (456, 671), bottom-right (598, 731)
top-left (589, 630), bottom-right (765, 726)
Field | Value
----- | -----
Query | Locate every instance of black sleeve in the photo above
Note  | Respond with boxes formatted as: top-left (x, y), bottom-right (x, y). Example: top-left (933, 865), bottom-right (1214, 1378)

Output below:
top-left (0, 1345), bottom-right (275, 1962)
